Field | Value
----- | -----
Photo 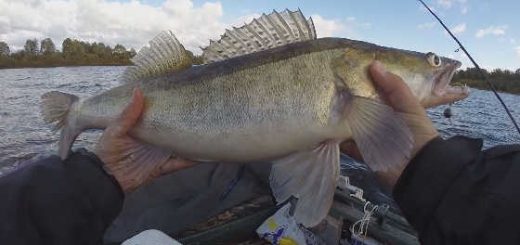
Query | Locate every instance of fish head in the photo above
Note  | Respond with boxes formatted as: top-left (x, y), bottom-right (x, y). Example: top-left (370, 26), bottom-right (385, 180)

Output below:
top-left (336, 41), bottom-right (469, 108)
top-left (375, 48), bottom-right (469, 108)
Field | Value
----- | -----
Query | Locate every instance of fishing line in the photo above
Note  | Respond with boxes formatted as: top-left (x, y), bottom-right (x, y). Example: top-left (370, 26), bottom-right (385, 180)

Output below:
top-left (417, 0), bottom-right (520, 136)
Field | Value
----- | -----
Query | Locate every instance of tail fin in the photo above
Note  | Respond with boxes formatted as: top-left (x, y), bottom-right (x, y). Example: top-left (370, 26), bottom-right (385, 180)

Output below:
top-left (41, 91), bottom-right (78, 129)
top-left (41, 91), bottom-right (81, 159)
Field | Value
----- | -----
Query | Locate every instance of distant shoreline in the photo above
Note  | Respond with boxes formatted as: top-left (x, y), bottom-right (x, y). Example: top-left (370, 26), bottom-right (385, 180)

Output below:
top-left (453, 79), bottom-right (520, 95)
top-left (1, 37), bottom-right (518, 94)
top-left (0, 37), bottom-right (136, 71)
top-left (1, 66), bottom-right (519, 95)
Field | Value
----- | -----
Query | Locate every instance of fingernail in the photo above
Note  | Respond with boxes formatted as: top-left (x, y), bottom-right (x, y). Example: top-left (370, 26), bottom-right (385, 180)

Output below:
top-left (372, 60), bottom-right (385, 73)
top-left (132, 87), bottom-right (142, 99)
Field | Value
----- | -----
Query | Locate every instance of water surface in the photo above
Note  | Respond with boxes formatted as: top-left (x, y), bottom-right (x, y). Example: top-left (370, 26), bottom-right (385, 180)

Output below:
top-left (1, 66), bottom-right (519, 186)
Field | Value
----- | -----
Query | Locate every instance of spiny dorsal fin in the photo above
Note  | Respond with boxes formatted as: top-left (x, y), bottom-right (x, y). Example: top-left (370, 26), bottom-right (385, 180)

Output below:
top-left (122, 31), bottom-right (192, 83)
top-left (201, 9), bottom-right (316, 64)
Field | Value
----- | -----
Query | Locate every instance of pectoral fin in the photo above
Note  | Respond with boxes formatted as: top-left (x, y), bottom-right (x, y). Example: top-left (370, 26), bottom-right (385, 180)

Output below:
top-left (348, 96), bottom-right (414, 172)
top-left (269, 141), bottom-right (340, 227)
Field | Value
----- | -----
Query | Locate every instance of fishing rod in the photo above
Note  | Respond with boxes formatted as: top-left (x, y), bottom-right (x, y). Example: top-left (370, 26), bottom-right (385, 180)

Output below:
top-left (417, 0), bottom-right (520, 136)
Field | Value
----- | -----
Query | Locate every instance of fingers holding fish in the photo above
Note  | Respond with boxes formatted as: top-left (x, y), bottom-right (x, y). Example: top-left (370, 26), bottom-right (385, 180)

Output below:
top-left (106, 87), bottom-right (144, 138)
top-left (369, 61), bottom-right (423, 115)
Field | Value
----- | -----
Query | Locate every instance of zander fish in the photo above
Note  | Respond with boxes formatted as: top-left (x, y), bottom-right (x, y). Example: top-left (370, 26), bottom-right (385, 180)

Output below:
top-left (40, 10), bottom-right (469, 227)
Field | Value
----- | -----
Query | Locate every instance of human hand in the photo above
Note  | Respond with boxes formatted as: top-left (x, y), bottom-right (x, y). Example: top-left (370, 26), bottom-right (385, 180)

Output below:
top-left (95, 88), bottom-right (196, 192)
top-left (340, 61), bottom-right (439, 188)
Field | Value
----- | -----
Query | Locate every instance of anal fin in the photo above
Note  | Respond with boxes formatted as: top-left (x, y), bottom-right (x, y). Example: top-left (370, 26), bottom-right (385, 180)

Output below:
top-left (269, 141), bottom-right (340, 227)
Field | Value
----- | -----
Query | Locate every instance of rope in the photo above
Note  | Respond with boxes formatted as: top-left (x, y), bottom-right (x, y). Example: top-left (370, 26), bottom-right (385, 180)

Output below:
top-left (350, 202), bottom-right (379, 239)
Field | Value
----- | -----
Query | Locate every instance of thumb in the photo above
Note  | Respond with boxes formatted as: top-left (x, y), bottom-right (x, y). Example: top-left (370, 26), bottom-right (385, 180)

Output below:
top-left (369, 61), bottom-right (422, 114)
top-left (154, 157), bottom-right (197, 177)
top-left (111, 87), bottom-right (145, 136)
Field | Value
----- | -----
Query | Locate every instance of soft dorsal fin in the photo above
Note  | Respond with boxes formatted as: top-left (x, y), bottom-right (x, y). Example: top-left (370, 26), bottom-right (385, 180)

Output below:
top-left (201, 9), bottom-right (316, 64)
top-left (122, 31), bottom-right (192, 83)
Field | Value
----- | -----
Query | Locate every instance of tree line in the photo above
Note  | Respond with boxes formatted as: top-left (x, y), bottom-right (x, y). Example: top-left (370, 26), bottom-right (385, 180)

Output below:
top-left (1, 38), bottom-right (518, 94)
top-left (453, 67), bottom-right (520, 94)
top-left (0, 38), bottom-right (205, 69)
top-left (0, 38), bottom-right (136, 68)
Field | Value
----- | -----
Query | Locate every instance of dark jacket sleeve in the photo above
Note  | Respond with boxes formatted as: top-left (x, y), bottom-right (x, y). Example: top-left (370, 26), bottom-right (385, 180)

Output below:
top-left (393, 136), bottom-right (520, 244)
top-left (0, 149), bottom-right (124, 245)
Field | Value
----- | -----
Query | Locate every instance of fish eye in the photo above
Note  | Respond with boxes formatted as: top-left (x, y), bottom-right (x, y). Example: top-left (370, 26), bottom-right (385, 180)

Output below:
top-left (426, 52), bottom-right (442, 67)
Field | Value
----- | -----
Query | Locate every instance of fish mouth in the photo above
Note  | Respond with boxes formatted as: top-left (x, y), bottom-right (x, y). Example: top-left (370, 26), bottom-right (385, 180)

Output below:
top-left (423, 61), bottom-right (470, 108)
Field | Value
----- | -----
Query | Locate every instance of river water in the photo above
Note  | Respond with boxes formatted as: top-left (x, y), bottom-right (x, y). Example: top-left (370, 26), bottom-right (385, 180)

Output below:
top-left (1, 66), bottom-right (519, 197)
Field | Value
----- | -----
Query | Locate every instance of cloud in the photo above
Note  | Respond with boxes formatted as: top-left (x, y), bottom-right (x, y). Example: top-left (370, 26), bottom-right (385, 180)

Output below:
top-left (436, 0), bottom-right (469, 14)
top-left (516, 46), bottom-right (520, 58)
top-left (0, 0), bottom-right (231, 53)
top-left (461, 5), bottom-right (468, 14)
top-left (311, 14), bottom-right (344, 38)
top-left (0, 1), bottom-right (353, 54)
top-left (418, 22), bottom-right (436, 30)
top-left (452, 23), bottom-right (466, 34)
top-left (437, 0), bottom-right (455, 8)
top-left (310, 15), bottom-right (370, 39)
top-left (230, 13), bottom-right (261, 27)
top-left (475, 25), bottom-right (507, 38)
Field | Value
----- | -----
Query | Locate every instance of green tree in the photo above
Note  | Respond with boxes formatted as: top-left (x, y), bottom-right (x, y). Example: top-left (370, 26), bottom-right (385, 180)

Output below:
top-left (24, 39), bottom-right (39, 55)
top-left (90, 42), bottom-right (110, 58)
top-left (40, 38), bottom-right (56, 54)
top-left (62, 38), bottom-right (85, 57)
top-left (113, 44), bottom-right (126, 54)
top-left (186, 50), bottom-right (203, 65)
top-left (62, 38), bottom-right (73, 55)
top-left (2, 37), bottom-right (140, 68)
top-left (128, 48), bottom-right (137, 58)
top-left (454, 67), bottom-right (520, 94)
top-left (0, 41), bottom-right (9, 56)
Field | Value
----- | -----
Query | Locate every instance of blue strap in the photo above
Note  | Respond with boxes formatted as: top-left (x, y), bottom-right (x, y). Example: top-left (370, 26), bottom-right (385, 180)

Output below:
top-left (219, 165), bottom-right (245, 201)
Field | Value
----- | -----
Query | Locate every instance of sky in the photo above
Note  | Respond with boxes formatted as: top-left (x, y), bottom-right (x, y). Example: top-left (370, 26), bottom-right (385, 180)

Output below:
top-left (0, 0), bottom-right (519, 70)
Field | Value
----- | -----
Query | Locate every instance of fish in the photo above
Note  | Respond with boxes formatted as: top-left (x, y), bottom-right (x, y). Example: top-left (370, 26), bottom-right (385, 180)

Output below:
top-left (40, 9), bottom-right (469, 227)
